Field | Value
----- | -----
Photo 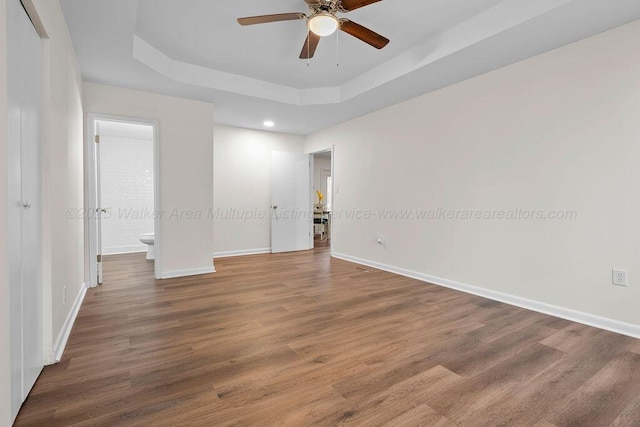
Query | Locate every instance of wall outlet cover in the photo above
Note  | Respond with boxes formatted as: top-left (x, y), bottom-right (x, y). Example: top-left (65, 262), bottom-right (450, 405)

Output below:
top-left (612, 269), bottom-right (627, 287)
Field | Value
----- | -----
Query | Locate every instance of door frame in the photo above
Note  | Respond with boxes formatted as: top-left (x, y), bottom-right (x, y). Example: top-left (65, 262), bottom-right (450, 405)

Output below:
top-left (309, 147), bottom-right (334, 250)
top-left (86, 113), bottom-right (161, 285)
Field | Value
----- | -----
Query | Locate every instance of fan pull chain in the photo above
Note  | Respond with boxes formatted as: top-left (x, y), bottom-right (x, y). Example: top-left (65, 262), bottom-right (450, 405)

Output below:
top-left (307, 32), bottom-right (311, 67)
top-left (336, 28), bottom-right (340, 67)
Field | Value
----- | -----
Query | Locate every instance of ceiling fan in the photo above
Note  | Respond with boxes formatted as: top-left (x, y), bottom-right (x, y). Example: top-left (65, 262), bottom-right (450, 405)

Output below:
top-left (237, 0), bottom-right (389, 59)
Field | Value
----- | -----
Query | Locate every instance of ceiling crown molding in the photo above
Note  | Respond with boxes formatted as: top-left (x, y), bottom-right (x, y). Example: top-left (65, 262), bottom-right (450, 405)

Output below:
top-left (132, 0), bottom-right (573, 107)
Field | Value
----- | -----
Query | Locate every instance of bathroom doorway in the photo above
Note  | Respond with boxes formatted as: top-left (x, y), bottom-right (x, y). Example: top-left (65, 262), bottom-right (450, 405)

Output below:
top-left (87, 115), bottom-right (160, 285)
top-left (312, 150), bottom-right (333, 248)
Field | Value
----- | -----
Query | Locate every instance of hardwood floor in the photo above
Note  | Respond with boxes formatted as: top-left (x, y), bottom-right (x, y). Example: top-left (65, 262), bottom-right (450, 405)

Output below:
top-left (15, 247), bottom-right (640, 426)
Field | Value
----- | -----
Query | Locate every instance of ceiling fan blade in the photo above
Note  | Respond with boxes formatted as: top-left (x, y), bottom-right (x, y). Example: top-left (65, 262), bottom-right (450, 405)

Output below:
top-left (237, 13), bottom-right (305, 26)
top-left (300, 31), bottom-right (321, 59)
top-left (304, 0), bottom-right (321, 4)
top-left (340, 0), bottom-right (382, 11)
top-left (340, 19), bottom-right (389, 49)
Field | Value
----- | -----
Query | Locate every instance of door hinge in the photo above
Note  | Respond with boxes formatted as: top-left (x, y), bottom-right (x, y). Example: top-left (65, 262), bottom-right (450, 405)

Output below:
top-left (97, 254), bottom-right (102, 262)
top-left (95, 135), bottom-right (100, 143)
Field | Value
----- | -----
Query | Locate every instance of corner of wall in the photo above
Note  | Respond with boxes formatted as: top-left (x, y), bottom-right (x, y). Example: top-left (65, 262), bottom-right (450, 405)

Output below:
top-left (49, 282), bottom-right (88, 363)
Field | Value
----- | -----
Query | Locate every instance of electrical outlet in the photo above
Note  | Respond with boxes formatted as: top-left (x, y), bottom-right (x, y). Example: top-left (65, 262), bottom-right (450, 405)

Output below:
top-left (63, 286), bottom-right (67, 304)
top-left (612, 269), bottom-right (627, 287)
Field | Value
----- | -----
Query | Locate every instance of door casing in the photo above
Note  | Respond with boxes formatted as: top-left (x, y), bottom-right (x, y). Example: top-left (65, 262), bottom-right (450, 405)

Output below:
top-left (86, 114), bottom-right (161, 284)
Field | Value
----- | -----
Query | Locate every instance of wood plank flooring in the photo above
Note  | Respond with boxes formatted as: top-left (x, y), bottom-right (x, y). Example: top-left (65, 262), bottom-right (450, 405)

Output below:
top-left (15, 246), bottom-right (640, 426)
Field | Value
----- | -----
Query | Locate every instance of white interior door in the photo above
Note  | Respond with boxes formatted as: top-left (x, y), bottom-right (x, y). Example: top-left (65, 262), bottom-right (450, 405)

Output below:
top-left (271, 151), bottom-right (311, 253)
top-left (7, 0), bottom-right (43, 420)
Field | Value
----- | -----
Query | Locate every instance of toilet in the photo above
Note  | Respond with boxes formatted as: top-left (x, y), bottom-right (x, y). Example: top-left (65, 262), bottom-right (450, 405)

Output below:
top-left (139, 233), bottom-right (155, 260)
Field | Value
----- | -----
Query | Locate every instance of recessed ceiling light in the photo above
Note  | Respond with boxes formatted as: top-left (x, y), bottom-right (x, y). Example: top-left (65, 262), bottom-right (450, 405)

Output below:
top-left (263, 120), bottom-right (275, 128)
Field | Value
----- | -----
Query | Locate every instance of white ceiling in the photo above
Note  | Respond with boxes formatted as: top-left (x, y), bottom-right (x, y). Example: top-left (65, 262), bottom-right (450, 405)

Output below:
top-left (60, 0), bottom-right (640, 135)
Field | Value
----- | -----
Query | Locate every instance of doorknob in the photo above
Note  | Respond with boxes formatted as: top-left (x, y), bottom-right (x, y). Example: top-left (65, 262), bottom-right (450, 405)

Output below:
top-left (23, 202), bottom-right (31, 209)
top-left (272, 205), bottom-right (278, 209)
top-left (96, 208), bottom-right (108, 213)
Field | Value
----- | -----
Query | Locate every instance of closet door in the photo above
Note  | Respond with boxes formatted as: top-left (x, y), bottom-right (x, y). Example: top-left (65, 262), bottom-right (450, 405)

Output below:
top-left (7, 0), bottom-right (43, 420)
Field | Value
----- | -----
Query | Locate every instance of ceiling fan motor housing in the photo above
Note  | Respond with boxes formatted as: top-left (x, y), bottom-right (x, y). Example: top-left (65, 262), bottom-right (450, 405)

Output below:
top-left (308, 0), bottom-right (342, 14)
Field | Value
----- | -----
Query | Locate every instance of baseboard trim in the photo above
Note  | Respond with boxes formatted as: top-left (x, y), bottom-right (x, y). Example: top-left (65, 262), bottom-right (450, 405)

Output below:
top-left (213, 248), bottom-right (271, 259)
top-left (332, 252), bottom-right (640, 340)
top-left (103, 246), bottom-right (146, 255)
top-left (51, 282), bottom-right (89, 363)
top-left (160, 266), bottom-right (216, 279)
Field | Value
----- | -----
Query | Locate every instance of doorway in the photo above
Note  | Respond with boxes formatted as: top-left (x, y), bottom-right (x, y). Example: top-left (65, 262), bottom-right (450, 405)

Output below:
top-left (87, 115), bottom-right (160, 285)
top-left (312, 150), bottom-right (333, 248)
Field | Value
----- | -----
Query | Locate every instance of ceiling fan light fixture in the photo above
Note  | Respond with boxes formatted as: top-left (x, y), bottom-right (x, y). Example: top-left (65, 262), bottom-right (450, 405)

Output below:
top-left (308, 13), bottom-right (339, 37)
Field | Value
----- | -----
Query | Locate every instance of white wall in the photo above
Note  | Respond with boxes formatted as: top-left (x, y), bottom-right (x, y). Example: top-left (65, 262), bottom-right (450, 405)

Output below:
top-left (1, 0), bottom-right (85, 421)
top-left (213, 124), bottom-right (304, 257)
top-left (306, 20), bottom-right (640, 331)
top-left (83, 83), bottom-right (214, 277)
top-left (37, 0), bottom-right (86, 349)
top-left (100, 125), bottom-right (154, 255)
top-left (0, 1), bottom-right (10, 423)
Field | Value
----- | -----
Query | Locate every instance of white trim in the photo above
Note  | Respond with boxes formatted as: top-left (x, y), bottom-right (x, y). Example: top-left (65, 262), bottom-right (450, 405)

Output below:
top-left (152, 120), bottom-right (161, 281)
top-left (86, 114), bottom-right (97, 287)
top-left (213, 248), bottom-right (271, 259)
top-left (49, 283), bottom-right (89, 364)
top-left (309, 147), bottom-right (334, 249)
top-left (103, 245), bottom-right (146, 255)
top-left (332, 252), bottom-right (640, 340)
top-left (86, 113), bottom-right (162, 283)
top-left (160, 266), bottom-right (216, 279)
